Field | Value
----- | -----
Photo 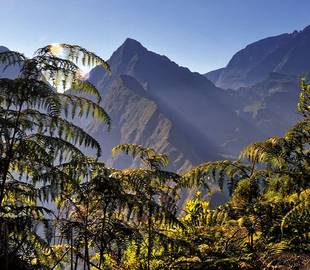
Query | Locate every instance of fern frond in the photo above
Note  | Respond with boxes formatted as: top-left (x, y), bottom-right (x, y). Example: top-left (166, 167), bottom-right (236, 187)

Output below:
top-left (240, 137), bottom-right (288, 167)
top-left (36, 43), bottom-right (110, 72)
top-left (0, 77), bottom-right (62, 117)
top-left (285, 118), bottom-right (310, 145)
top-left (0, 50), bottom-right (25, 69)
top-left (182, 160), bottom-right (249, 192)
top-left (30, 134), bottom-right (86, 160)
top-left (70, 79), bottom-right (102, 103)
top-left (298, 77), bottom-right (310, 117)
top-left (112, 144), bottom-right (169, 169)
top-left (280, 194), bottom-right (310, 235)
top-left (25, 109), bottom-right (102, 157)
top-left (60, 93), bottom-right (111, 128)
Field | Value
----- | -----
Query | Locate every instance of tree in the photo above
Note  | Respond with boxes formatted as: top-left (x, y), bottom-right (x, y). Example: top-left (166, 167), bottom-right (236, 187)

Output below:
top-left (0, 44), bottom-right (110, 269)
top-left (112, 144), bottom-right (182, 270)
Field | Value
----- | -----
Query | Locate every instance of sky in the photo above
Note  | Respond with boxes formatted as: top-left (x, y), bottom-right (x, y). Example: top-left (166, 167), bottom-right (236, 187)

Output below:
top-left (1, 0), bottom-right (310, 73)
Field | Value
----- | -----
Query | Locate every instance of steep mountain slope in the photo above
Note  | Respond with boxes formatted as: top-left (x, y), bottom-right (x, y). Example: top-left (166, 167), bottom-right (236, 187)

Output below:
top-left (208, 25), bottom-right (310, 89)
top-left (86, 74), bottom-right (220, 171)
top-left (229, 73), bottom-right (300, 138)
top-left (88, 39), bottom-right (261, 158)
top-left (204, 68), bottom-right (224, 84)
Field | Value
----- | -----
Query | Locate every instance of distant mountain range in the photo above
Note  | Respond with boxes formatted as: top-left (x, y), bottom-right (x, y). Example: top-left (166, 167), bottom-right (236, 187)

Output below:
top-left (1, 25), bottom-right (307, 173)
top-left (205, 25), bottom-right (310, 89)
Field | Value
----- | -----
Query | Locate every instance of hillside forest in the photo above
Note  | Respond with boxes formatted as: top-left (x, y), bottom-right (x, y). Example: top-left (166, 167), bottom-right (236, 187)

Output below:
top-left (0, 44), bottom-right (309, 270)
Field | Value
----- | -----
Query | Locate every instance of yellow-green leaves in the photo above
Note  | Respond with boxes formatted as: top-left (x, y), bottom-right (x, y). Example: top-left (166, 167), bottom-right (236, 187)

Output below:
top-left (298, 77), bottom-right (310, 117)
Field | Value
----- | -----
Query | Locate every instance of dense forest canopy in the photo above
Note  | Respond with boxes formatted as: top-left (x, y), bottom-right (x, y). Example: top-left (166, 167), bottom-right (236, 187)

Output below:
top-left (0, 44), bottom-right (309, 270)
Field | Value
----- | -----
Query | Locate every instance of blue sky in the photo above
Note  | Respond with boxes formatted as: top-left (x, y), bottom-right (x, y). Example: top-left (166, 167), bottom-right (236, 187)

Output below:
top-left (1, 0), bottom-right (310, 73)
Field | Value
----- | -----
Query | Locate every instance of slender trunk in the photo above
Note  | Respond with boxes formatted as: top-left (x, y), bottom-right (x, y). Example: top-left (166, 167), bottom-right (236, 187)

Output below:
top-left (84, 191), bottom-right (91, 270)
top-left (0, 102), bottom-right (24, 206)
top-left (147, 194), bottom-right (152, 270)
top-left (99, 204), bottom-right (108, 269)
top-left (50, 249), bottom-right (70, 270)
top-left (4, 223), bottom-right (8, 270)
top-left (74, 252), bottom-right (79, 270)
top-left (250, 233), bottom-right (253, 250)
top-left (71, 227), bottom-right (74, 270)
top-left (249, 155), bottom-right (258, 177)
top-left (84, 235), bottom-right (88, 270)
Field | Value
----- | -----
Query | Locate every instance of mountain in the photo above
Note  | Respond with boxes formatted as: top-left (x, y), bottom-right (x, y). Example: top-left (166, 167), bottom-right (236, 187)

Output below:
top-left (0, 46), bottom-right (8, 52)
top-left (87, 39), bottom-right (261, 162)
top-left (204, 68), bottom-right (224, 84)
top-left (207, 26), bottom-right (310, 89)
top-left (229, 72), bottom-right (300, 136)
top-left (0, 46), bottom-right (20, 79)
top-left (86, 74), bottom-right (220, 172)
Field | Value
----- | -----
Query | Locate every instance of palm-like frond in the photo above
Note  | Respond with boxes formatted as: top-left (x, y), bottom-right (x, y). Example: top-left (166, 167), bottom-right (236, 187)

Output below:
top-left (60, 93), bottom-right (111, 127)
top-left (32, 134), bottom-right (86, 159)
top-left (285, 118), bottom-right (310, 145)
top-left (0, 43), bottom-right (112, 270)
top-left (36, 43), bottom-right (110, 72)
top-left (34, 55), bottom-right (79, 75)
top-left (240, 137), bottom-right (288, 167)
top-left (25, 109), bottom-right (102, 157)
top-left (112, 144), bottom-right (169, 169)
top-left (70, 80), bottom-right (102, 103)
top-left (0, 51), bottom-right (25, 69)
top-left (280, 189), bottom-right (310, 235)
top-left (182, 160), bottom-right (250, 193)
top-left (0, 77), bottom-right (62, 117)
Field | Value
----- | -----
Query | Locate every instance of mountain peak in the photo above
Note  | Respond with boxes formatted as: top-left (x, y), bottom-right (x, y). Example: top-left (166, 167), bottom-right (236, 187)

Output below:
top-left (119, 38), bottom-right (147, 54)
top-left (123, 38), bottom-right (143, 47)
top-left (0, 46), bottom-right (9, 53)
top-left (106, 38), bottom-right (149, 76)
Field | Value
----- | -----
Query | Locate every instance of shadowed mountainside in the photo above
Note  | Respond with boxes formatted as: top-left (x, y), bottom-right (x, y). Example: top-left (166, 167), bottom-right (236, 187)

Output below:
top-left (86, 74), bottom-right (220, 172)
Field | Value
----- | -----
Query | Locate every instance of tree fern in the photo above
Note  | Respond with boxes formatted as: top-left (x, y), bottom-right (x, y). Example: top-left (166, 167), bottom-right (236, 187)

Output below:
top-left (0, 43), bottom-right (111, 270)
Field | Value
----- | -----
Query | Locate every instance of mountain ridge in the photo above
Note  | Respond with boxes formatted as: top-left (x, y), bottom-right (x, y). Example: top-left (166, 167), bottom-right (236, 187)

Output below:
top-left (206, 25), bottom-right (310, 89)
